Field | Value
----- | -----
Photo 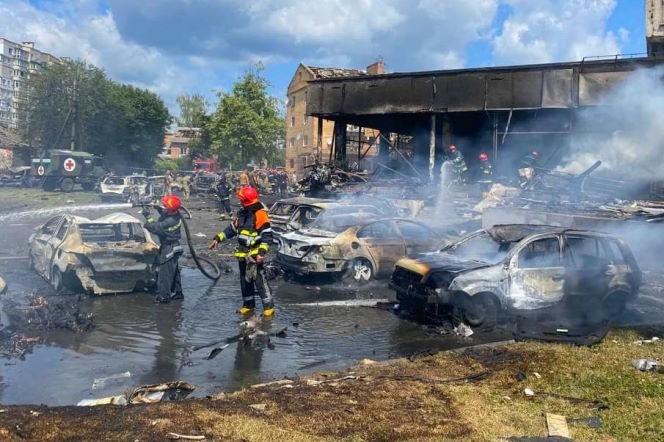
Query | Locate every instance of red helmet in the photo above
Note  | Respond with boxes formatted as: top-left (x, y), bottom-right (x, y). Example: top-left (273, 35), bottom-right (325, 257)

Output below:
top-left (161, 194), bottom-right (181, 213)
top-left (237, 185), bottom-right (259, 207)
top-left (448, 144), bottom-right (457, 153)
top-left (479, 152), bottom-right (489, 162)
top-left (532, 150), bottom-right (540, 156)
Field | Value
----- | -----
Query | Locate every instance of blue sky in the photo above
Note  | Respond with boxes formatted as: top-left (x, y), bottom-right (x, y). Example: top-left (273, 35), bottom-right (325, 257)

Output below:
top-left (1, 0), bottom-right (649, 116)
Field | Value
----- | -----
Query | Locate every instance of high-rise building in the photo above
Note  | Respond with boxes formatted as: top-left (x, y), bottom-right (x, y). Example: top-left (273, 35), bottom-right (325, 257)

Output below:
top-left (647, 0), bottom-right (664, 56)
top-left (285, 61), bottom-right (384, 178)
top-left (0, 38), bottom-right (59, 128)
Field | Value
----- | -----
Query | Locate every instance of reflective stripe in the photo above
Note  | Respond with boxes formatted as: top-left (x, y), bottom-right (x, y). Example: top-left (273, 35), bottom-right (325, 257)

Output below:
top-left (147, 217), bottom-right (155, 223)
top-left (164, 221), bottom-right (182, 232)
top-left (258, 243), bottom-right (269, 251)
top-left (216, 232), bottom-right (226, 241)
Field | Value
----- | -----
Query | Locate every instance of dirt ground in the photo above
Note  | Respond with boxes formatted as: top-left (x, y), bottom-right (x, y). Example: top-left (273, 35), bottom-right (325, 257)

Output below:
top-left (0, 329), bottom-right (661, 441)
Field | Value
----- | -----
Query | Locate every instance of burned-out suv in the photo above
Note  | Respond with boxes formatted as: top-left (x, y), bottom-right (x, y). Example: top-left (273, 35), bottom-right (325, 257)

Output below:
top-left (390, 225), bottom-right (641, 327)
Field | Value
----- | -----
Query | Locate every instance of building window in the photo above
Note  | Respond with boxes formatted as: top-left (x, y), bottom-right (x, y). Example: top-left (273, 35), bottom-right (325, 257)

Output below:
top-left (290, 116), bottom-right (295, 127)
top-left (289, 159), bottom-right (295, 169)
top-left (290, 95), bottom-right (295, 108)
top-left (303, 135), bottom-right (308, 147)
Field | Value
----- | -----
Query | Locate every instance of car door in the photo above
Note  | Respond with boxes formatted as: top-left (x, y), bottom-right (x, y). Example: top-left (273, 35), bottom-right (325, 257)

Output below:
top-left (356, 221), bottom-right (405, 276)
top-left (394, 220), bottom-right (437, 256)
top-left (509, 235), bottom-right (565, 309)
top-left (31, 216), bottom-right (63, 274)
top-left (562, 234), bottom-right (612, 307)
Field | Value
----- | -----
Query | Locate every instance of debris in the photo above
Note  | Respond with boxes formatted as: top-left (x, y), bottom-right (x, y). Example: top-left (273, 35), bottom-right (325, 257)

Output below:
top-left (248, 403), bottom-right (267, 412)
top-left (166, 433), bottom-right (206, 440)
top-left (194, 232), bottom-right (206, 238)
top-left (275, 327), bottom-right (288, 338)
top-left (632, 358), bottom-right (659, 371)
top-left (569, 416), bottom-right (603, 429)
top-left (546, 413), bottom-right (571, 439)
top-left (293, 299), bottom-right (390, 307)
top-left (533, 372), bottom-right (542, 379)
top-left (524, 388), bottom-right (535, 397)
top-left (305, 375), bottom-right (357, 387)
top-left (359, 358), bottom-right (377, 366)
top-left (129, 381), bottom-right (195, 404)
top-left (204, 344), bottom-right (230, 360)
top-left (29, 410), bottom-right (41, 416)
top-left (77, 395), bottom-right (128, 407)
top-left (0, 276), bottom-right (6, 294)
top-left (4, 295), bottom-right (93, 333)
top-left (91, 371), bottom-right (131, 390)
top-left (66, 200), bottom-right (75, 204)
top-left (250, 379), bottom-right (294, 389)
top-left (453, 323), bottom-right (474, 337)
top-left (634, 337), bottom-right (660, 345)
top-left (515, 371), bottom-right (527, 382)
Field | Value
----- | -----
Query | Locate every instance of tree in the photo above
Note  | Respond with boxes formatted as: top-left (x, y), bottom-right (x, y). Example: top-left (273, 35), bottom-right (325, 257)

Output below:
top-left (22, 59), bottom-right (171, 169)
top-left (176, 93), bottom-right (208, 128)
top-left (207, 65), bottom-right (284, 168)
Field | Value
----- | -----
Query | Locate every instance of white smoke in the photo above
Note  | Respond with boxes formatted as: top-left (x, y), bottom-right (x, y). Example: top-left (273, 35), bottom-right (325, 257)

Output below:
top-left (559, 67), bottom-right (664, 181)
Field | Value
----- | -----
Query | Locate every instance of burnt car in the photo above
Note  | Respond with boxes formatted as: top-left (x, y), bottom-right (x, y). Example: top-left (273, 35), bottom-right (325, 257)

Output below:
top-left (268, 197), bottom-right (333, 234)
top-left (277, 213), bottom-right (443, 283)
top-left (99, 175), bottom-right (150, 202)
top-left (390, 225), bottom-right (641, 327)
top-left (28, 213), bottom-right (159, 295)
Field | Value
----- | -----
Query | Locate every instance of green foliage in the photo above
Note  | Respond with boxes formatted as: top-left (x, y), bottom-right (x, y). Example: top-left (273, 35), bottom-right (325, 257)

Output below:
top-left (176, 93), bottom-right (208, 127)
top-left (207, 65), bottom-right (284, 168)
top-left (22, 59), bottom-right (171, 168)
top-left (154, 157), bottom-right (191, 174)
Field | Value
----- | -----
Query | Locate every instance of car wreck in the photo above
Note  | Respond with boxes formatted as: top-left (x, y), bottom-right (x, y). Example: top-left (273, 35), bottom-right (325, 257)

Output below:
top-left (28, 213), bottom-right (159, 294)
top-left (268, 197), bottom-right (333, 234)
top-left (277, 213), bottom-right (443, 282)
top-left (390, 225), bottom-right (641, 328)
top-left (99, 175), bottom-right (151, 202)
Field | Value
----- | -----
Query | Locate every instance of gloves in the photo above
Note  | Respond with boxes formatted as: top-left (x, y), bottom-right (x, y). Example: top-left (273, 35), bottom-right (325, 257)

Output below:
top-left (208, 238), bottom-right (220, 250)
top-left (255, 254), bottom-right (265, 264)
top-left (141, 207), bottom-right (151, 218)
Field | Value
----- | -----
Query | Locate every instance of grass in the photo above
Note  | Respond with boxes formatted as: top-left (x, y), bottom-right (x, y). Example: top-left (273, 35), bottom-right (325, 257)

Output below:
top-left (0, 329), bottom-right (662, 441)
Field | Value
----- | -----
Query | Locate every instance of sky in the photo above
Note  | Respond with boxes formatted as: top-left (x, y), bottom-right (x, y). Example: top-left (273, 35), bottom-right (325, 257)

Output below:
top-left (0, 0), bottom-right (647, 116)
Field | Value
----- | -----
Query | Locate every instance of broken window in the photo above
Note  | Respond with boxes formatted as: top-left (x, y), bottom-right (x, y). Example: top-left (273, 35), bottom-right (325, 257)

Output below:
top-left (564, 236), bottom-right (610, 268)
top-left (395, 221), bottom-right (431, 241)
top-left (55, 219), bottom-right (70, 240)
top-left (446, 232), bottom-right (511, 264)
top-left (79, 223), bottom-right (146, 243)
top-left (357, 221), bottom-right (398, 239)
top-left (519, 237), bottom-right (561, 269)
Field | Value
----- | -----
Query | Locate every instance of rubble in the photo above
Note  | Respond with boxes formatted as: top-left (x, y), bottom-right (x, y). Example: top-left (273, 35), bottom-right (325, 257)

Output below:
top-left (632, 358), bottom-right (659, 371)
top-left (4, 295), bottom-right (93, 333)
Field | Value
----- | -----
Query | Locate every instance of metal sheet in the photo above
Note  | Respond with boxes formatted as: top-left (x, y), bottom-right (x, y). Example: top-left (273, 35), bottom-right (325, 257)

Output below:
top-left (579, 71), bottom-right (632, 105)
top-left (541, 69), bottom-right (573, 108)
top-left (435, 73), bottom-right (486, 111)
top-left (486, 72), bottom-right (513, 109)
top-left (513, 71), bottom-right (543, 108)
top-left (342, 76), bottom-right (434, 114)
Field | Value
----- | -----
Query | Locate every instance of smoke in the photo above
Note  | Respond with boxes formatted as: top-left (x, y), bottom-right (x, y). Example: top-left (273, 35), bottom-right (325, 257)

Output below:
top-left (559, 67), bottom-right (664, 181)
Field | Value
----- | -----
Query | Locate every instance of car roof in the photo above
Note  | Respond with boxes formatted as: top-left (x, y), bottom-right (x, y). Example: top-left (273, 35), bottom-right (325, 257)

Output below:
top-left (275, 197), bottom-right (333, 205)
top-left (66, 212), bottom-right (143, 225)
top-left (486, 224), bottom-right (616, 243)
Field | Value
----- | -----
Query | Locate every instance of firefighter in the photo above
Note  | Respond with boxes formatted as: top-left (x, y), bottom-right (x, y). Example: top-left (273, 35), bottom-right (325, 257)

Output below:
top-left (477, 151), bottom-right (493, 192)
top-left (215, 172), bottom-right (232, 217)
top-left (142, 194), bottom-right (184, 303)
top-left (180, 174), bottom-right (191, 200)
top-left (447, 144), bottom-right (468, 184)
top-left (209, 186), bottom-right (275, 317)
top-left (518, 149), bottom-right (540, 187)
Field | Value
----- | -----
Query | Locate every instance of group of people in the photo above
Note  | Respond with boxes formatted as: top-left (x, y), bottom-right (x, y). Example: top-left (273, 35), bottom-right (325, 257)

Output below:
top-left (142, 185), bottom-right (275, 317)
top-left (442, 144), bottom-right (541, 189)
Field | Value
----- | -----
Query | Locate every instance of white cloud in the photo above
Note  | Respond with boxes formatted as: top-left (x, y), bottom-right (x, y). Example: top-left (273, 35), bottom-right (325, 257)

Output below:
top-left (492, 0), bottom-right (621, 65)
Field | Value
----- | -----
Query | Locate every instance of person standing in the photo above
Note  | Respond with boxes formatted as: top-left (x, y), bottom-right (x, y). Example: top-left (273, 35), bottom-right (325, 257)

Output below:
top-left (447, 144), bottom-right (468, 184)
top-left (180, 174), bottom-right (191, 200)
top-left (477, 151), bottom-right (493, 192)
top-left (209, 186), bottom-right (275, 317)
top-left (215, 172), bottom-right (232, 217)
top-left (143, 194), bottom-right (184, 303)
top-left (239, 169), bottom-right (250, 187)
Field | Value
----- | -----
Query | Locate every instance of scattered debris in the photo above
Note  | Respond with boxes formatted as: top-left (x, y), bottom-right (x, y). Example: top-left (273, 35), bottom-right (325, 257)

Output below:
top-left (4, 295), bottom-right (93, 333)
top-left (77, 395), bottom-right (128, 407)
top-left (91, 371), bottom-right (131, 390)
top-left (546, 413), bottom-right (571, 439)
top-left (632, 358), bottom-right (659, 371)
top-left (204, 344), bottom-right (230, 360)
top-left (453, 323), bottom-right (474, 337)
top-left (305, 375), bottom-right (357, 387)
top-left (0, 330), bottom-right (41, 359)
top-left (130, 381), bottom-right (195, 404)
top-left (533, 372), bottom-right (542, 379)
top-left (515, 371), bottom-right (527, 382)
top-left (634, 336), bottom-right (660, 345)
top-left (569, 416), bottom-right (603, 429)
top-left (29, 410), bottom-right (41, 416)
top-left (250, 379), bottom-right (294, 389)
top-left (359, 358), bottom-right (377, 366)
top-left (194, 232), bottom-right (206, 238)
top-left (524, 388), bottom-right (535, 397)
top-left (275, 327), bottom-right (288, 338)
top-left (248, 403), bottom-right (267, 412)
top-left (166, 432), bottom-right (206, 440)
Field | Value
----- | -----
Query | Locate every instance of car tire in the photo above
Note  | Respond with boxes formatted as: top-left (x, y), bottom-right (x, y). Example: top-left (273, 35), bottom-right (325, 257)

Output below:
top-left (50, 268), bottom-right (64, 294)
top-left (81, 181), bottom-right (95, 191)
top-left (452, 293), bottom-right (498, 330)
top-left (343, 258), bottom-right (373, 285)
top-left (601, 292), bottom-right (627, 319)
top-left (61, 177), bottom-right (75, 193)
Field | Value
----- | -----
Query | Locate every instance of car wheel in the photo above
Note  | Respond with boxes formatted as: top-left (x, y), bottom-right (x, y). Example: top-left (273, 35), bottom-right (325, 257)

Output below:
top-left (601, 292), bottom-right (627, 319)
top-left (81, 181), bottom-right (95, 191)
top-left (344, 258), bottom-right (373, 284)
top-left (61, 177), bottom-right (75, 193)
top-left (452, 293), bottom-right (498, 330)
top-left (50, 268), bottom-right (64, 294)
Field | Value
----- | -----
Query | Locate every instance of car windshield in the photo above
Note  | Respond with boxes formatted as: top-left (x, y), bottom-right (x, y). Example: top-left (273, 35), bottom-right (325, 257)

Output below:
top-left (443, 231), bottom-right (512, 264)
top-left (307, 213), bottom-right (372, 234)
top-left (78, 223), bottom-right (146, 243)
top-left (104, 177), bottom-right (124, 185)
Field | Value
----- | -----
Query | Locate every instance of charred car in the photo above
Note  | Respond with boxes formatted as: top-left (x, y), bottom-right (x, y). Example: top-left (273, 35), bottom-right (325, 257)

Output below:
top-left (99, 175), bottom-right (151, 202)
top-left (268, 197), bottom-right (333, 234)
top-left (390, 225), bottom-right (641, 328)
top-left (28, 213), bottom-right (159, 295)
top-left (277, 213), bottom-right (442, 282)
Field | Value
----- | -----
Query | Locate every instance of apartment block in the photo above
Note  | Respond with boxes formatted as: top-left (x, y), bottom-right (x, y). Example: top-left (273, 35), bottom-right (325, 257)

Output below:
top-left (0, 38), bottom-right (59, 128)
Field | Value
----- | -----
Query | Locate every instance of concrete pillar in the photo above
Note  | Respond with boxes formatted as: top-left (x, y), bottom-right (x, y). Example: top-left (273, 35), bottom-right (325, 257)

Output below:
top-left (333, 120), bottom-right (347, 166)
top-left (316, 118), bottom-right (323, 162)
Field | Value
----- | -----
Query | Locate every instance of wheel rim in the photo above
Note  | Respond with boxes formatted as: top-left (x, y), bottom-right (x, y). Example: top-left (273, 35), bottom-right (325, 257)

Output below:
top-left (351, 260), bottom-right (372, 282)
top-left (464, 301), bottom-right (487, 326)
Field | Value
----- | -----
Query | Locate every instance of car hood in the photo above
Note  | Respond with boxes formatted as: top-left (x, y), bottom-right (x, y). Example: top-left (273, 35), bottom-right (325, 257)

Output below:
top-left (280, 230), bottom-right (333, 245)
top-left (397, 252), bottom-right (492, 276)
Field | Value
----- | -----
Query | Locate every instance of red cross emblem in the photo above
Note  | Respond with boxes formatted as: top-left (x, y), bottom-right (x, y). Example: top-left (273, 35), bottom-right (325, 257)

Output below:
top-left (63, 157), bottom-right (76, 172)
top-left (37, 165), bottom-right (45, 176)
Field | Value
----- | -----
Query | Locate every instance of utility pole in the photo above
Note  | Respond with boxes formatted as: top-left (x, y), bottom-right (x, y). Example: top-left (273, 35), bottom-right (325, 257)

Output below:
top-left (70, 63), bottom-right (79, 151)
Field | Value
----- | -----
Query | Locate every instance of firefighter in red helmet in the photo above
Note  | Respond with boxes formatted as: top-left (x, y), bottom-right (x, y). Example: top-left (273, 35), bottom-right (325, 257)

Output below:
top-left (477, 151), bottom-right (493, 192)
top-left (209, 186), bottom-right (275, 317)
top-left (142, 194), bottom-right (184, 303)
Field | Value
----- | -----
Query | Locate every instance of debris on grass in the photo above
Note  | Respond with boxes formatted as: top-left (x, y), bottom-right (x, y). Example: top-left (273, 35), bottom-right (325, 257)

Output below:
top-left (546, 413), bottom-right (571, 439)
top-left (632, 358), bottom-right (659, 371)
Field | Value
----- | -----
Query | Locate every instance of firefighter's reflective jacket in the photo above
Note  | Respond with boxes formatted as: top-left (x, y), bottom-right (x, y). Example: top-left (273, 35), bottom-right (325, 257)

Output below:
top-left (215, 202), bottom-right (272, 259)
top-left (145, 207), bottom-right (182, 245)
top-left (450, 151), bottom-right (468, 174)
top-left (479, 161), bottom-right (493, 177)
